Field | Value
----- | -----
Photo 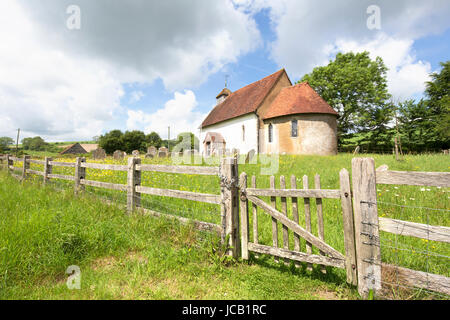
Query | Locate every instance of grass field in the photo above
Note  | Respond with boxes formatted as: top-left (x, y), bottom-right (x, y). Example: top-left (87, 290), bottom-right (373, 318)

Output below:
top-left (0, 170), bottom-right (357, 300)
top-left (2, 153), bottom-right (449, 299)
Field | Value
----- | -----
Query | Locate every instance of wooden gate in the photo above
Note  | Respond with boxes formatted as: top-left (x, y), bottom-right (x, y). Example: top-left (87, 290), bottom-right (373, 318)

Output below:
top-left (239, 169), bottom-right (358, 286)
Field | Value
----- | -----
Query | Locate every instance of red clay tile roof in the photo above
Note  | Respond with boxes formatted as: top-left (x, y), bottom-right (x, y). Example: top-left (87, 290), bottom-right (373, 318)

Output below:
top-left (202, 69), bottom-right (286, 128)
top-left (262, 82), bottom-right (339, 120)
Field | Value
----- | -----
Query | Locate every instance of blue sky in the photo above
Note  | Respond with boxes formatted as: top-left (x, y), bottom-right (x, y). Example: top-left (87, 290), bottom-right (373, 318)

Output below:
top-left (0, 0), bottom-right (449, 141)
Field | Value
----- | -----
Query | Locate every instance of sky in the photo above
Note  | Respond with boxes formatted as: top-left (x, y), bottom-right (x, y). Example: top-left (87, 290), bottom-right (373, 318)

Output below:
top-left (0, 0), bottom-right (449, 142)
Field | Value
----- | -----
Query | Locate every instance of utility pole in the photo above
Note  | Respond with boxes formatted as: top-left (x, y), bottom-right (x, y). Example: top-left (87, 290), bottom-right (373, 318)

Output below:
top-left (168, 126), bottom-right (170, 152)
top-left (16, 128), bottom-right (20, 157)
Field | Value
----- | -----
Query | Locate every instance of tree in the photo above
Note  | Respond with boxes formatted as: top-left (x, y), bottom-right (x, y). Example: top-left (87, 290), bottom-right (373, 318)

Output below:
top-left (146, 132), bottom-right (162, 148)
top-left (425, 61), bottom-right (450, 147)
top-left (0, 137), bottom-right (14, 153)
top-left (98, 130), bottom-right (124, 154)
top-left (22, 137), bottom-right (48, 151)
top-left (121, 130), bottom-right (147, 153)
top-left (300, 51), bottom-right (391, 143)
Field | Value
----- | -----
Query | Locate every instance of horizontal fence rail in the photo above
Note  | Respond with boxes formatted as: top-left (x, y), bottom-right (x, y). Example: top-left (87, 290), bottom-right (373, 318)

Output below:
top-left (136, 164), bottom-right (219, 175)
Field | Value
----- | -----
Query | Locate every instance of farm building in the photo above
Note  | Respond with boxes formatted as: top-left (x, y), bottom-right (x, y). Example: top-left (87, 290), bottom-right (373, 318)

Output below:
top-left (59, 143), bottom-right (89, 155)
top-left (199, 69), bottom-right (338, 156)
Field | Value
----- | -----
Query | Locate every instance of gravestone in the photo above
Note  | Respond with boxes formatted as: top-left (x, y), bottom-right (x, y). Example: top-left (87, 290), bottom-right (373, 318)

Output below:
top-left (145, 153), bottom-right (154, 159)
top-left (158, 147), bottom-right (168, 157)
top-left (147, 146), bottom-right (157, 157)
top-left (132, 150), bottom-right (140, 157)
top-left (92, 148), bottom-right (106, 160)
top-left (245, 149), bottom-right (256, 164)
top-left (113, 150), bottom-right (125, 160)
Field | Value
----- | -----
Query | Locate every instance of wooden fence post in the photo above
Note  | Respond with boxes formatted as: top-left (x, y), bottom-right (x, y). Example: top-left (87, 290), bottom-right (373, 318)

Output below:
top-left (74, 157), bottom-right (86, 194)
top-left (339, 168), bottom-right (358, 286)
top-left (352, 158), bottom-right (381, 298)
top-left (43, 157), bottom-right (53, 185)
top-left (240, 172), bottom-right (249, 260)
top-left (220, 156), bottom-right (240, 258)
top-left (22, 155), bottom-right (30, 181)
top-left (127, 157), bottom-right (141, 213)
top-left (6, 154), bottom-right (11, 173)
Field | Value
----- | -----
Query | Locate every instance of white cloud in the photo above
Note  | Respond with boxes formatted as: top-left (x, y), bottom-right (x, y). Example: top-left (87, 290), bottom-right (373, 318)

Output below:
top-left (332, 34), bottom-right (432, 99)
top-left (0, 0), bottom-right (261, 141)
top-left (236, 0), bottom-right (449, 98)
top-left (127, 90), bottom-right (206, 139)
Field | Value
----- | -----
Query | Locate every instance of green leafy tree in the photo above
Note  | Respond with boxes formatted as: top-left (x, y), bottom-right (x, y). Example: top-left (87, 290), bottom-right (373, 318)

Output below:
top-left (300, 51), bottom-right (391, 144)
top-left (22, 137), bottom-right (48, 151)
top-left (0, 137), bottom-right (14, 153)
top-left (98, 130), bottom-right (124, 154)
top-left (146, 131), bottom-right (162, 148)
top-left (425, 61), bottom-right (450, 146)
top-left (397, 99), bottom-right (440, 152)
top-left (122, 130), bottom-right (147, 153)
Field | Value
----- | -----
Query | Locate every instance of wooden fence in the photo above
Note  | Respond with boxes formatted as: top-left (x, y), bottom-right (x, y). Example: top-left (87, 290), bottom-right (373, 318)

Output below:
top-left (352, 158), bottom-right (450, 298)
top-left (238, 170), bottom-right (358, 287)
top-left (0, 154), bottom-right (240, 257)
top-left (0, 154), bottom-right (449, 299)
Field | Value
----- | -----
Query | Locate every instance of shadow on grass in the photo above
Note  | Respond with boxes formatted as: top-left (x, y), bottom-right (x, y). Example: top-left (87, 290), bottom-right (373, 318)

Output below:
top-left (247, 252), bottom-right (349, 288)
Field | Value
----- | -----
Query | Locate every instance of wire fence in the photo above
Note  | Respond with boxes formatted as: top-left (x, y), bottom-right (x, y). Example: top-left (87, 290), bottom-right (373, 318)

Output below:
top-left (369, 199), bottom-right (450, 300)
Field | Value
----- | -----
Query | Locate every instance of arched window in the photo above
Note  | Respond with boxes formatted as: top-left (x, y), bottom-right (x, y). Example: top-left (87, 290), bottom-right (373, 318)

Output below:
top-left (268, 123), bottom-right (273, 143)
top-left (291, 120), bottom-right (298, 137)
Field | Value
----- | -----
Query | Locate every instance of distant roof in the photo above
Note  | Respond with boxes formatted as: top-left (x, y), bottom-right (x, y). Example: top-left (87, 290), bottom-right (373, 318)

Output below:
top-left (203, 132), bottom-right (225, 144)
top-left (202, 69), bottom-right (287, 128)
top-left (262, 82), bottom-right (339, 120)
top-left (59, 143), bottom-right (88, 155)
top-left (80, 144), bottom-right (99, 152)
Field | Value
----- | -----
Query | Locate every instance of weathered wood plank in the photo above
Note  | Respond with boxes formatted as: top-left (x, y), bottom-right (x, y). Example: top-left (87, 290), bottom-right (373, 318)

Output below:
top-left (240, 173), bottom-right (249, 260)
top-left (291, 175), bottom-right (300, 252)
top-left (280, 176), bottom-right (289, 251)
top-left (220, 157), bottom-right (240, 258)
top-left (315, 174), bottom-right (326, 274)
top-left (9, 165), bottom-right (22, 172)
top-left (303, 175), bottom-right (312, 271)
top-left (136, 164), bottom-right (219, 176)
top-left (127, 157), bottom-right (141, 213)
top-left (246, 188), bottom-right (341, 199)
top-left (352, 158), bottom-right (381, 298)
top-left (47, 174), bottom-right (75, 181)
top-left (270, 176), bottom-right (278, 262)
top-left (22, 155), bottom-right (30, 180)
top-left (247, 195), bottom-right (345, 260)
top-left (28, 159), bottom-right (45, 165)
top-left (81, 162), bottom-right (128, 171)
top-left (27, 169), bottom-right (44, 176)
top-left (252, 176), bottom-right (258, 244)
top-left (74, 157), bottom-right (86, 194)
top-left (381, 263), bottom-right (450, 296)
top-left (376, 170), bottom-right (450, 188)
top-left (43, 157), bottom-right (53, 185)
top-left (136, 186), bottom-right (221, 205)
top-left (248, 243), bottom-right (345, 269)
top-left (340, 168), bottom-right (358, 286)
top-left (10, 157), bottom-right (23, 162)
top-left (80, 179), bottom-right (127, 191)
top-left (379, 217), bottom-right (450, 243)
top-left (49, 161), bottom-right (76, 168)
top-left (139, 207), bottom-right (222, 235)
